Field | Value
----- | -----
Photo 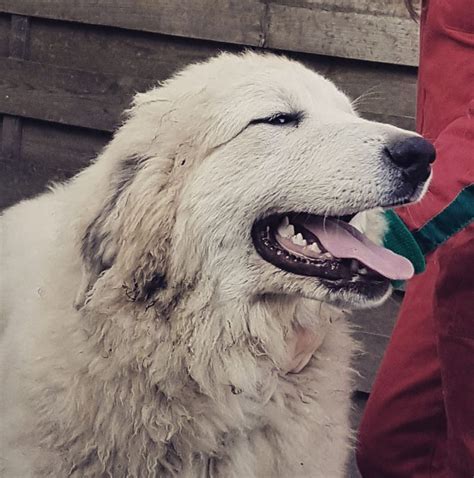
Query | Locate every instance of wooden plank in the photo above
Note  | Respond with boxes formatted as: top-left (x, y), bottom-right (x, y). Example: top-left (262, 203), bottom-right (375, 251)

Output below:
top-left (269, 0), bottom-right (413, 19)
top-left (1, 113), bottom-right (22, 161)
top-left (0, 159), bottom-right (51, 209)
top-left (0, 13), bottom-right (10, 56)
top-left (1, 15), bottom-right (30, 163)
top-left (349, 292), bottom-right (401, 392)
top-left (22, 118), bottom-right (109, 171)
top-left (359, 112), bottom-right (415, 132)
top-left (266, 3), bottom-right (419, 66)
top-left (0, 0), bottom-right (419, 66)
top-left (0, 57), bottom-right (151, 131)
top-left (0, 51), bottom-right (416, 133)
top-left (0, 114), bottom-right (3, 150)
top-left (349, 291), bottom-right (400, 337)
top-left (9, 14), bottom-right (30, 57)
top-left (0, 0), bottom-right (266, 49)
top-left (286, 52), bottom-right (416, 130)
top-left (322, 63), bottom-right (417, 129)
top-left (352, 331), bottom-right (390, 393)
top-left (27, 19), bottom-right (417, 129)
top-left (28, 18), bottom-right (240, 80)
top-left (1, 119), bottom-right (109, 210)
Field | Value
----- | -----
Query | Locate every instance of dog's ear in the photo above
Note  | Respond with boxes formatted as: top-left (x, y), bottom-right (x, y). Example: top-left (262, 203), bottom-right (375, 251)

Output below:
top-left (75, 154), bottom-right (176, 310)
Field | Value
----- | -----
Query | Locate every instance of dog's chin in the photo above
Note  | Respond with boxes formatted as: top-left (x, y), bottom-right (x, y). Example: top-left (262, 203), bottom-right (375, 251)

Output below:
top-left (251, 209), bottom-right (406, 309)
top-left (316, 277), bottom-right (392, 309)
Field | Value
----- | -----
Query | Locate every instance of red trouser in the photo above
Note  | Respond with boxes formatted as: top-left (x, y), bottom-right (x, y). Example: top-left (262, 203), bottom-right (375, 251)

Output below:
top-left (357, 1), bottom-right (474, 475)
top-left (357, 222), bottom-right (474, 477)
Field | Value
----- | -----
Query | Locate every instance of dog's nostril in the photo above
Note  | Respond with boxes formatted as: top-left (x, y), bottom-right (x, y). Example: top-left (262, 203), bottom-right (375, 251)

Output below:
top-left (386, 137), bottom-right (436, 169)
top-left (385, 136), bottom-right (436, 183)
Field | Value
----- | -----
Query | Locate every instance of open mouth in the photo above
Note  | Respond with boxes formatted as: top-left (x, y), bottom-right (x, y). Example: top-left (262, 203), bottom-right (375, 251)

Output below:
top-left (252, 212), bottom-right (414, 297)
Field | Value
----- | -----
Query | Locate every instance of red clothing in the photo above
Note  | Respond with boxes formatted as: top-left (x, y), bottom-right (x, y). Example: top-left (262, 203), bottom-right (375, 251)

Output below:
top-left (398, 0), bottom-right (474, 230)
top-left (357, 0), bottom-right (474, 476)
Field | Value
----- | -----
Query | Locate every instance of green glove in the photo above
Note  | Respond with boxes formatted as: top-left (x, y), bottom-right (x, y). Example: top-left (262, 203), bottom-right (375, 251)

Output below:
top-left (383, 210), bottom-right (426, 289)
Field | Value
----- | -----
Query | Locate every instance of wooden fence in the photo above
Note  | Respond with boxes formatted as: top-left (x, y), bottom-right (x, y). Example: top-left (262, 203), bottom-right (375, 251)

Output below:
top-left (0, 0), bottom-right (419, 393)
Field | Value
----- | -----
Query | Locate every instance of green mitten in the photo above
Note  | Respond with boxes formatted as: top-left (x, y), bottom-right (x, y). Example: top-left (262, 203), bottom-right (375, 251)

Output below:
top-left (383, 210), bottom-right (426, 289)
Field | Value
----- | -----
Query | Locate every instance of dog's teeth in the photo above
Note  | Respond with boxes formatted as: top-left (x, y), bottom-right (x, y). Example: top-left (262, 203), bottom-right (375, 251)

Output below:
top-left (282, 216), bottom-right (290, 227)
top-left (291, 233), bottom-right (307, 246)
top-left (308, 242), bottom-right (321, 253)
top-left (358, 267), bottom-right (369, 275)
top-left (349, 212), bottom-right (367, 233)
top-left (321, 252), bottom-right (333, 259)
top-left (277, 223), bottom-right (295, 238)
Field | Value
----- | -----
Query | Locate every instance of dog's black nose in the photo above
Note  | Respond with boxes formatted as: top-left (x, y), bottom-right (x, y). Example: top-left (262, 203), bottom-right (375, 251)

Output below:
top-left (385, 137), bottom-right (436, 184)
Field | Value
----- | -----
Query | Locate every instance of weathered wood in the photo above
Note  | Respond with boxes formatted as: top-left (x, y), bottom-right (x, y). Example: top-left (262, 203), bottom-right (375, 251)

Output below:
top-left (1, 15), bottom-right (30, 163)
top-left (0, 158), bottom-right (51, 209)
top-left (9, 14), bottom-right (30, 57)
top-left (0, 0), bottom-right (266, 50)
top-left (266, 3), bottom-right (419, 66)
top-left (22, 118), bottom-right (109, 172)
top-left (349, 292), bottom-right (401, 392)
top-left (0, 0), bottom-right (419, 66)
top-left (297, 53), bottom-right (417, 129)
top-left (0, 13), bottom-right (10, 56)
top-left (28, 18), bottom-right (240, 80)
top-left (352, 331), bottom-right (390, 393)
top-left (0, 57), bottom-right (152, 131)
top-left (350, 292), bottom-right (400, 338)
top-left (1, 118), bottom-right (109, 210)
top-left (270, 0), bottom-right (413, 18)
top-left (0, 52), bottom-right (416, 133)
top-left (1, 114), bottom-right (22, 162)
top-left (26, 19), bottom-right (417, 129)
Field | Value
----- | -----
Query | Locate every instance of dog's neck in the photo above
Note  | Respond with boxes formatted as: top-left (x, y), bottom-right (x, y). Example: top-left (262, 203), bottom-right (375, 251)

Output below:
top-left (44, 278), bottom-right (344, 475)
top-left (82, 280), bottom-right (338, 399)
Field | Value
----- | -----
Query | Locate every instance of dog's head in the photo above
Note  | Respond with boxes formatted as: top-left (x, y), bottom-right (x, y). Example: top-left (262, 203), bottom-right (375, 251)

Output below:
top-left (79, 52), bottom-right (434, 311)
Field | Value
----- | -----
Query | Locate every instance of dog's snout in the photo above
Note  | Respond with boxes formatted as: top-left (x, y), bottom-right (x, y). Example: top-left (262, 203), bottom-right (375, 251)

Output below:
top-left (385, 137), bottom-right (436, 183)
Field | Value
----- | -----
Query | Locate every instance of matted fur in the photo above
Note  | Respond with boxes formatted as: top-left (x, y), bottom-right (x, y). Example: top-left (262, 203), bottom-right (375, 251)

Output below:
top-left (1, 52), bottom-right (417, 477)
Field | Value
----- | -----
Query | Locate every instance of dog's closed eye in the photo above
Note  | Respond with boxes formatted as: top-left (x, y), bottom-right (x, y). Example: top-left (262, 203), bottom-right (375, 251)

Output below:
top-left (250, 112), bottom-right (302, 127)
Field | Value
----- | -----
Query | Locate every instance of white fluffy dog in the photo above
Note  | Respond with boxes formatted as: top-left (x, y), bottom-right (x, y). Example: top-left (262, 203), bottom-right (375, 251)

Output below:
top-left (0, 52), bottom-right (432, 477)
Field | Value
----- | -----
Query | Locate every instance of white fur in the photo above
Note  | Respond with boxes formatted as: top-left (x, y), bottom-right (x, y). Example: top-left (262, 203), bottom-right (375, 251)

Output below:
top-left (1, 52), bottom-right (417, 477)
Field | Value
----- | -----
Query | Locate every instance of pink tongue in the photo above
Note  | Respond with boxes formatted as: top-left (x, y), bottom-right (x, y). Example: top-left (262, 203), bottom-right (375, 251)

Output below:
top-left (304, 217), bottom-right (414, 280)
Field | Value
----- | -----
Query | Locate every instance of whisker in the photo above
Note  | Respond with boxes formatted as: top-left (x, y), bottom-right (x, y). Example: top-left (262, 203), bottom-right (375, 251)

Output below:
top-left (351, 86), bottom-right (384, 110)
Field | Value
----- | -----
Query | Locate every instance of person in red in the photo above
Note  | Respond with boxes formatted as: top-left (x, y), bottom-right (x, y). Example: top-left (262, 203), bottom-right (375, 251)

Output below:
top-left (356, 0), bottom-right (474, 476)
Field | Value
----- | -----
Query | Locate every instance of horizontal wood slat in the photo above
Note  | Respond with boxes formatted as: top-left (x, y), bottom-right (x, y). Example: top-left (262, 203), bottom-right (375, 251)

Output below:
top-left (267, 3), bottom-right (419, 66)
top-left (0, 55), bottom-right (416, 133)
top-left (0, 0), bottom-right (419, 66)
top-left (0, 1), bottom-right (266, 50)
top-left (0, 57), bottom-right (153, 131)
top-left (22, 118), bottom-right (109, 171)
top-left (28, 19), bottom-right (240, 81)
top-left (269, 0), bottom-right (414, 18)
top-left (0, 118), bottom-right (109, 209)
